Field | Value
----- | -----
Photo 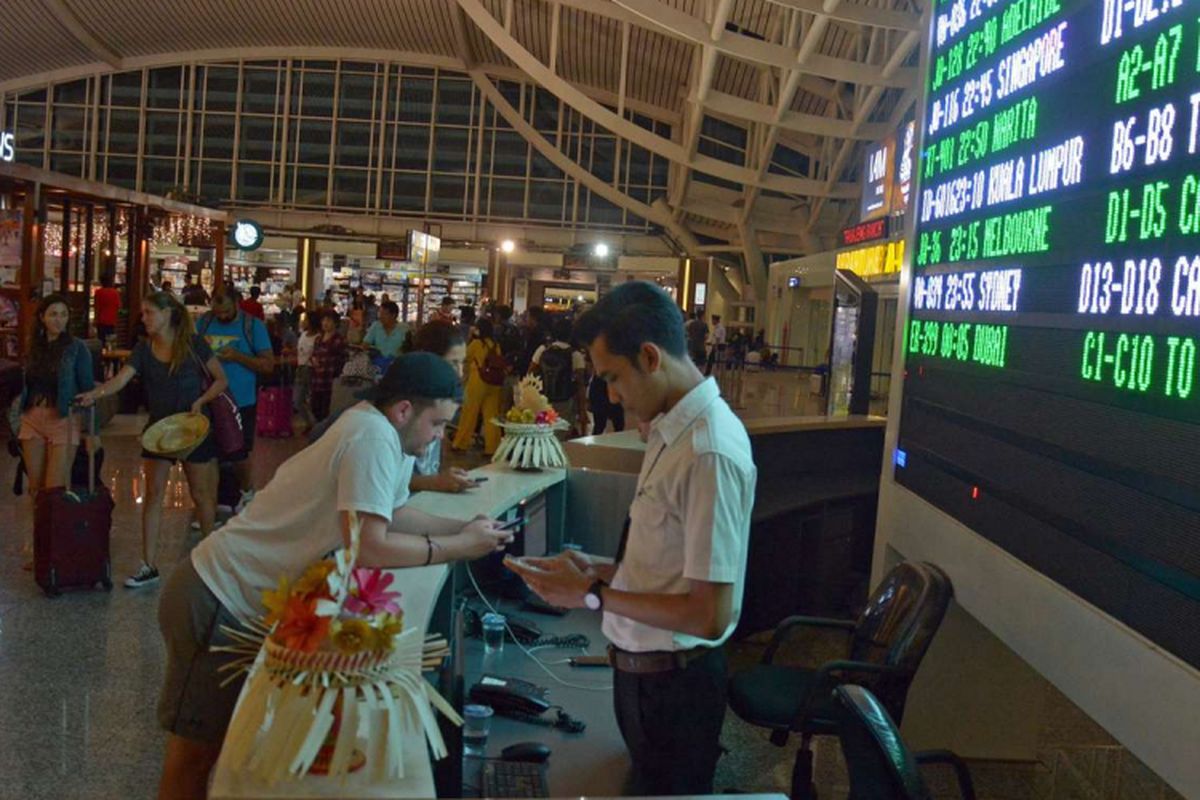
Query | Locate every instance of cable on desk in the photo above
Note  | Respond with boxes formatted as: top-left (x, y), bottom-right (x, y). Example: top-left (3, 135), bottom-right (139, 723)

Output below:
top-left (465, 561), bottom-right (612, 692)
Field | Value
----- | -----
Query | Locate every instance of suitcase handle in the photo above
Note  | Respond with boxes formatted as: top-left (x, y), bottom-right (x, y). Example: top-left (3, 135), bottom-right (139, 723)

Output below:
top-left (72, 403), bottom-right (99, 494)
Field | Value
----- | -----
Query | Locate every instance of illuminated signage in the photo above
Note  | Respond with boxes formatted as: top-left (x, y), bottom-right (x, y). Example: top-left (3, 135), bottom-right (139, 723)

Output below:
top-left (376, 239), bottom-right (407, 261)
top-left (895, 119), bottom-right (915, 211)
top-left (228, 219), bottom-right (263, 251)
top-left (860, 138), bottom-right (894, 220)
top-left (899, 0), bottom-right (1200, 669)
top-left (0, 131), bottom-right (14, 163)
top-left (841, 217), bottom-right (890, 247)
top-left (836, 239), bottom-right (905, 278)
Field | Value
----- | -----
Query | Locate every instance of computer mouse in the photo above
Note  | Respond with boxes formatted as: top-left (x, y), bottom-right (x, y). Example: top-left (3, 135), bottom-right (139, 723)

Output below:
top-left (500, 741), bottom-right (551, 763)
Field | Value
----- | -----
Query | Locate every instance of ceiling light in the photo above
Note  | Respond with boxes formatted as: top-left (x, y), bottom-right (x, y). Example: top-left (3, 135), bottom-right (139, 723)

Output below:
top-left (500, 239), bottom-right (515, 254)
top-left (593, 243), bottom-right (609, 258)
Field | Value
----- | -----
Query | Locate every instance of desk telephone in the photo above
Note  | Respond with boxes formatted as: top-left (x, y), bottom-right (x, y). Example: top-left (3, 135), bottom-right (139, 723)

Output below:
top-left (469, 675), bottom-right (551, 716)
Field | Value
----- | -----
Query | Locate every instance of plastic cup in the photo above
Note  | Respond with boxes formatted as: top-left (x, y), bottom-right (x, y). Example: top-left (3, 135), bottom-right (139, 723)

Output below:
top-left (463, 704), bottom-right (493, 756)
top-left (482, 612), bottom-right (506, 655)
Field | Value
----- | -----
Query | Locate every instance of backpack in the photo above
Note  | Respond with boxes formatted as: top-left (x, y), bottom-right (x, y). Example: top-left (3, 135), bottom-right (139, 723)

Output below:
top-left (479, 341), bottom-right (508, 386)
top-left (498, 322), bottom-right (525, 372)
top-left (539, 345), bottom-right (575, 402)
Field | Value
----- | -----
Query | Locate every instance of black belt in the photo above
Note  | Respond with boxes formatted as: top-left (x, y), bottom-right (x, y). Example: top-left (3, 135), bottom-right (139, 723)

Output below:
top-left (607, 644), bottom-right (712, 674)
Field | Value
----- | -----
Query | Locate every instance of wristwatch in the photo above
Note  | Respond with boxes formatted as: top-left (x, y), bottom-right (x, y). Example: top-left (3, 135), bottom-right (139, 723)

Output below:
top-left (584, 579), bottom-right (607, 611)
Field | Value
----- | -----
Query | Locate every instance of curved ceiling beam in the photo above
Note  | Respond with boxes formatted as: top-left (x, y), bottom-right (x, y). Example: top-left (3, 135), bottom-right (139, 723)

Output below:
top-left (468, 69), bottom-right (718, 259)
top-left (763, 0), bottom-right (922, 32)
top-left (613, 0), bottom-right (916, 88)
top-left (703, 89), bottom-right (888, 140)
top-left (456, 0), bottom-right (860, 200)
top-left (40, 0), bottom-right (121, 67)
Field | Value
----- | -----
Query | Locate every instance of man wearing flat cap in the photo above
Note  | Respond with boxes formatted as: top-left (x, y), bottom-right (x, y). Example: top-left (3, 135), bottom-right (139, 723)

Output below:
top-left (154, 353), bottom-right (513, 799)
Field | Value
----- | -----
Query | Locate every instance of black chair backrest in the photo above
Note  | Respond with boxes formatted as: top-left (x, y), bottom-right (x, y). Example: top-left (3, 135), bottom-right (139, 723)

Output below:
top-left (834, 684), bottom-right (932, 800)
top-left (848, 562), bottom-right (954, 720)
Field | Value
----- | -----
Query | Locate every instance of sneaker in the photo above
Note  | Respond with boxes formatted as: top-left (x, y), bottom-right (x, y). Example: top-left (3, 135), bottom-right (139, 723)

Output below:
top-left (124, 564), bottom-right (160, 589)
top-left (189, 518), bottom-right (224, 532)
top-left (235, 489), bottom-right (256, 514)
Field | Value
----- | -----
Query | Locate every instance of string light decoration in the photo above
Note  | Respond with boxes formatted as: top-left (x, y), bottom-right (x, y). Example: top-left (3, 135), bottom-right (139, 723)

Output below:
top-left (150, 214), bottom-right (215, 249)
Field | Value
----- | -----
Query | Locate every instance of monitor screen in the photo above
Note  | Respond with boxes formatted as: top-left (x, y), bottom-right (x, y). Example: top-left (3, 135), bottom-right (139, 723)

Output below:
top-left (897, 0), bottom-right (1200, 668)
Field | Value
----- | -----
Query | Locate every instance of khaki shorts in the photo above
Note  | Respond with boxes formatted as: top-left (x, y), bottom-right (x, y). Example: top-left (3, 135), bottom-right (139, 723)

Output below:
top-left (19, 405), bottom-right (80, 447)
top-left (157, 557), bottom-right (247, 744)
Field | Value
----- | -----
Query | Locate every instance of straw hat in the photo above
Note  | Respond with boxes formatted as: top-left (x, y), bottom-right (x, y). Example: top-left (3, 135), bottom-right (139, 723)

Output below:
top-left (142, 412), bottom-right (210, 459)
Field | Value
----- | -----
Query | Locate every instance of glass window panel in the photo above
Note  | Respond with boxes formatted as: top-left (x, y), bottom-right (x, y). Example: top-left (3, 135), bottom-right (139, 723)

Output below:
top-left (49, 153), bottom-right (83, 177)
top-left (528, 152), bottom-right (562, 180)
top-left (106, 109), bottom-right (139, 155)
top-left (527, 181), bottom-right (564, 221)
top-left (240, 116), bottom-right (276, 162)
top-left (333, 169), bottom-right (369, 208)
top-left (204, 67), bottom-right (239, 112)
top-left (532, 89), bottom-right (558, 132)
top-left (336, 121), bottom-right (372, 167)
top-left (435, 78), bottom-right (473, 126)
top-left (17, 87), bottom-right (47, 103)
top-left (430, 174), bottom-right (466, 214)
top-left (587, 193), bottom-right (623, 226)
top-left (297, 120), bottom-right (332, 164)
top-left (147, 67), bottom-right (183, 109)
top-left (302, 60), bottom-right (336, 71)
top-left (390, 171), bottom-right (426, 212)
top-left (51, 106), bottom-right (87, 151)
top-left (292, 166), bottom-right (328, 205)
top-left (626, 185), bottom-right (650, 205)
top-left (342, 61), bottom-right (378, 74)
top-left (393, 124), bottom-right (429, 170)
top-left (627, 145), bottom-right (650, 184)
top-left (199, 161), bottom-right (232, 204)
top-left (109, 71), bottom-right (141, 107)
top-left (401, 65), bottom-right (435, 77)
top-left (243, 68), bottom-right (281, 115)
top-left (237, 163), bottom-right (273, 202)
top-left (398, 77), bottom-right (433, 123)
top-left (489, 178), bottom-right (525, 218)
top-left (701, 116), bottom-right (747, 149)
top-left (591, 137), bottom-right (615, 182)
top-left (144, 157), bottom-right (178, 195)
top-left (54, 79), bottom-right (89, 105)
top-left (339, 73), bottom-right (376, 119)
top-left (698, 138), bottom-right (743, 166)
top-left (144, 112), bottom-right (180, 157)
top-left (651, 155), bottom-right (668, 187)
top-left (432, 127), bottom-right (469, 172)
top-left (200, 114), bottom-right (235, 159)
top-left (499, 81), bottom-right (522, 110)
top-left (300, 71), bottom-right (335, 117)
top-left (490, 130), bottom-right (527, 176)
top-left (105, 156), bottom-right (137, 189)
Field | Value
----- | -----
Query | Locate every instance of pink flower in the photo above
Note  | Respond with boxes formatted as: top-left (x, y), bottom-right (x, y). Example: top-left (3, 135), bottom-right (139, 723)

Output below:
top-left (345, 568), bottom-right (403, 617)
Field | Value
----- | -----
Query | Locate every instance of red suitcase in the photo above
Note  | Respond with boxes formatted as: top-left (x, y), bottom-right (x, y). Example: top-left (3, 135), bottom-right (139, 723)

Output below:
top-left (33, 408), bottom-right (113, 597)
top-left (256, 386), bottom-right (293, 438)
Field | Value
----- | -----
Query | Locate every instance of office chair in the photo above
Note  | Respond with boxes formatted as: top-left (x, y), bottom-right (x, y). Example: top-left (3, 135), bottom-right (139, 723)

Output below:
top-left (833, 685), bottom-right (976, 800)
top-left (727, 561), bottom-right (953, 799)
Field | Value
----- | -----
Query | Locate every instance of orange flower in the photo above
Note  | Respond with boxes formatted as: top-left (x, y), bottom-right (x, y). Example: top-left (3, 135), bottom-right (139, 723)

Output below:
top-left (293, 560), bottom-right (337, 599)
top-left (262, 575), bottom-right (291, 626)
top-left (273, 596), bottom-right (331, 652)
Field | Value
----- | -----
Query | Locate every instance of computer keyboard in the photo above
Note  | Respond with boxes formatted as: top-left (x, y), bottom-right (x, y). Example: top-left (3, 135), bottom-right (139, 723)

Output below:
top-left (481, 760), bottom-right (549, 798)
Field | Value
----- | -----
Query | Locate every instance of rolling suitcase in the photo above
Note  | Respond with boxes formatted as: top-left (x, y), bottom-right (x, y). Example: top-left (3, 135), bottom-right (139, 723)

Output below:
top-left (33, 406), bottom-right (113, 596)
top-left (255, 386), bottom-right (293, 438)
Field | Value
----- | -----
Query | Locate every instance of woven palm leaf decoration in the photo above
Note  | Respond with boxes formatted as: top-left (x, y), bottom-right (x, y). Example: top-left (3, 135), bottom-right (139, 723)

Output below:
top-left (214, 512), bottom-right (461, 785)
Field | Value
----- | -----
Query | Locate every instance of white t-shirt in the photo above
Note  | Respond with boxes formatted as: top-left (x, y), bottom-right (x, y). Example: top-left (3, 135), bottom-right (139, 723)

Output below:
top-left (191, 401), bottom-right (415, 623)
top-left (297, 330), bottom-right (318, 367)
top-left (602, 377), bottom-right (756, 652)
top-left (531, 341), bottom-right (586, 372)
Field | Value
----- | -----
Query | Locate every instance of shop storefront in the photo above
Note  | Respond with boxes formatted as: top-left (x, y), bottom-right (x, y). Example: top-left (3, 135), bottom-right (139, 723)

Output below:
top-left (0, 159), bottom-right (227, 356)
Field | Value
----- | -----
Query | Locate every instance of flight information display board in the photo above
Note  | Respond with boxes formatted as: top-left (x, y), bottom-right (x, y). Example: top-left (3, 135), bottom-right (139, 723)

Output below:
top-left (897, 0), bottom-right (1200, 668)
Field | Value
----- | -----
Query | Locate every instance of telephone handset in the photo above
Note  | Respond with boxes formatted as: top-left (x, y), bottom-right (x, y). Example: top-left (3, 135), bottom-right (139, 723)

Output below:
top-left (469, 675), bottom-right (551, 716)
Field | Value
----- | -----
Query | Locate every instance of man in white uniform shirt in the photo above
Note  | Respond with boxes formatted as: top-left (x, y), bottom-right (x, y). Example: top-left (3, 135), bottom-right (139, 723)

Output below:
top-left (156, 353), bottom-right (513, 800)
top-left (508, 281), bottom-right (756, 795)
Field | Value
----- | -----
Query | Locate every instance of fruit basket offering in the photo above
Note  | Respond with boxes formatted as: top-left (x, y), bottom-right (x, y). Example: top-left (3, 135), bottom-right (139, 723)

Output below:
top-left (492, 375), bottom-right (570, 470)
top-left (215, 513), bottom-right (460, 785)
